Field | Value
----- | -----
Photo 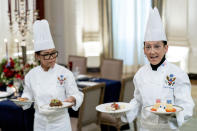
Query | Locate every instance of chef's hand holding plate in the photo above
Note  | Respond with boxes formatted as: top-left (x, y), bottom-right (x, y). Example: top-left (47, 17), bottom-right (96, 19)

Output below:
top-left (10, 97), bottom-right (33, 109)
top-left (64, 96), bottom-right (75, 107)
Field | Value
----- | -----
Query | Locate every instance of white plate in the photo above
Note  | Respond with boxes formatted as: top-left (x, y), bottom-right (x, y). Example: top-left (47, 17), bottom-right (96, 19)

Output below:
top-left (144, 105), bottom-right (184, 115)
top-left (96, 102), bottom-right (132, 114)
top-left (0, 88), bottom-right (15, 98)
top-left (77, 81), bottom-right (98, 87)
top-left (0, 98), bottom-right (7, 102)
top-left (10, 99), bottom-right (33, 106)
top-left (0, 91), bottom-right (11, 98)
top-left (76, 74), bottom-right (91, 80)
top-left (40, 102), bottom-right (74, 110)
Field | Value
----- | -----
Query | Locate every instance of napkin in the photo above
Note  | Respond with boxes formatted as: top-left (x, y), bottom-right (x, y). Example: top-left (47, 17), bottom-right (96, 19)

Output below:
top-left (76, 74), bottom-right (90, 79)
top-left (77, 81), bottom-right (98, 87)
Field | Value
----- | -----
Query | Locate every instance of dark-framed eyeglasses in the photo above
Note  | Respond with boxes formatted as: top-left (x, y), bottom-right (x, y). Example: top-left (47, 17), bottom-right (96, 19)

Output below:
top-left (40, 51), bottom-right (58, 60)
top-left (144, 44), bottom-right (162, 51)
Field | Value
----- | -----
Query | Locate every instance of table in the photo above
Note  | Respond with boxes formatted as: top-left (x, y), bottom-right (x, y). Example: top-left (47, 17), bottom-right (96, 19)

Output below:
top-left (0, 100), bottom-right (34, 131)
top-left (90, 78), bottom-right (121, 103)
top-left (77, 78), bottom-right (121, 103)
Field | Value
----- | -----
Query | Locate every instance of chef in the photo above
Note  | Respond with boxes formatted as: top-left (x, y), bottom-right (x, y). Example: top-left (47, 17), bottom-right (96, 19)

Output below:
top-left (21, 20), bottom-right (84, 131)
top-left (121, 7), bottom-right (195, 131)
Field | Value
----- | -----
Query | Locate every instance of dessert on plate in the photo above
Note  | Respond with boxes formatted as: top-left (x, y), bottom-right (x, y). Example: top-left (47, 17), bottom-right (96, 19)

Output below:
top-left (17, 97), bottom-right (28, 102)
top-left (49, 99), bottom-right (63, 107)
top-left (151, 99), bottom-right (176, 112)
top-left (106, 102), bottom-right (125, 111)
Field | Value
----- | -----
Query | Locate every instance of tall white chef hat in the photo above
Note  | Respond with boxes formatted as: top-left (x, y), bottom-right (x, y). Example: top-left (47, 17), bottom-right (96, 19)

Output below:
top-left (144, 7), bottom-right (167, 41)
top-left (33, 20), bottom-right (55, 52)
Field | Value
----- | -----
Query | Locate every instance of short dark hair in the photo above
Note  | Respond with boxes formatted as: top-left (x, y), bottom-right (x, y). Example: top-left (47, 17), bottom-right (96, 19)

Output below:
top-left (35, 51), bottom-right (41, 55)
top-left (34, 51), bottom-right (41, 65)
top-left (144, 41), bottom-right (167, 45)
top-left (163, 41), bottom-right (167, 45)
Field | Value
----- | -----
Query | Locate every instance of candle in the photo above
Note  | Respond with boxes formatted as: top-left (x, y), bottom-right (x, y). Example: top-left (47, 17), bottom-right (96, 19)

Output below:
top-left (4, 39), bottom-right (8, 60)
top-left (26, 0), bottom-right (28, 11)
top-left (8, 0), bottom-right (12, 25)
top-left (9, 13), bottom-right (12, 25)
top-left (18, 0), bottom-right (20, 16)
top-left (8, 0), bottom-right (11, 13)
top-left (21, 46), bottom-right (27, 65)
top-left (15, 39), bottom-right (19, 58)
top-left (15, 0), bottom-right (17, 11)
top-left (25, 0), bottom-right (29, 23)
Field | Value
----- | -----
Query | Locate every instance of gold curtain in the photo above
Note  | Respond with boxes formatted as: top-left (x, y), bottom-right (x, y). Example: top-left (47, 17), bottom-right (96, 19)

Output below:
top-left (99, 0), bottom-right (113, 59)
top-left (152, 0), bottom-right (164, 17)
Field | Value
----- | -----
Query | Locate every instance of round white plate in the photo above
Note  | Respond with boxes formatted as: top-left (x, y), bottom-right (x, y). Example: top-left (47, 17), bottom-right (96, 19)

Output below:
top-left (0, 88), bottom-right (15, 98)
top-left (76, 74), bottom-right (91, 79)
top-left (96, 102), bottom-right (132, 114)
top-left (40, 102), bottom-right (74, 110)
top-left (0, 91), bottom-right (11, 98)
top-left (10, 99), bottom-right (33, 106)
top-left (144, 105), bottom-right (184, 115)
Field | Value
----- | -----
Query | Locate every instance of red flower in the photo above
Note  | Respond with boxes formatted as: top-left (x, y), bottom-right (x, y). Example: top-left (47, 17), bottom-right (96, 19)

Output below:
top-left (0, 57), bottom-right (35, 86)
top-left (0, 83), bottom-right (3, 86)
top-left (8, 83), bottom-right (13, 87)
top-left (3, 68), bottom-right (9, 73)
top-left (9, 58), bottom-right (15, 68)
top-left (25, 64), bottom-right (30, 68)
top-left (4, 70), bottom-right (15, 78)
top-left (15, 73), bottom-right (22, 79)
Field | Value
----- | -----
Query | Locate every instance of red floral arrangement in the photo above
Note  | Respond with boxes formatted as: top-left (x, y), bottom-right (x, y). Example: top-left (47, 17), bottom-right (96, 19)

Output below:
top-left (0, 58), bottom-right (34, 87)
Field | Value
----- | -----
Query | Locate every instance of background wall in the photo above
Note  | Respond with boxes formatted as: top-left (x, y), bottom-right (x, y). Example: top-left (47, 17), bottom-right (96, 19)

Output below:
top-left (188, 0), bottom-right (197, 73)
top-left (0, 0), bottom-right (197, 73)
top-left (0, 0), bottom-right (11, 60)
top-left (44, 0), bottom-right (100, 67)
top-left (45, 0), bottom-right (83, 65)
top-left (164, 0), bottom-right (197, 73)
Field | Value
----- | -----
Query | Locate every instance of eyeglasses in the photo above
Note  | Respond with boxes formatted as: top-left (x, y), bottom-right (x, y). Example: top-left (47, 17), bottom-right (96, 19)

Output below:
top-left (40, 51), bottom-right (58, 60)
top-left (144, 44), bottom-right (162, 51)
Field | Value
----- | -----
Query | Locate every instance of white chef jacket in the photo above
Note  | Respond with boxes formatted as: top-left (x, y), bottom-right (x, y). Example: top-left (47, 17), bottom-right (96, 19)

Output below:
top-left (22, 64), bottom-right (84, 131)
top-left (122, 60), bottom-right (194, 131)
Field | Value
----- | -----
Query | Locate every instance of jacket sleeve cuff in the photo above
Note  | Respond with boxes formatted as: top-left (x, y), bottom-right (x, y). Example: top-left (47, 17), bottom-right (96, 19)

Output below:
top-left (121, 114), bottom-right (128, 122)
top-left (21, 103), bottom-right (32, 110)
top-left (125, 109), bottom-right (137, 122)
top-left (71, 91), bottom-right (84, 111)
top-left (176, 111), bottom-right (184, 127)
top-left (21, 94), bottom-right (33, 110)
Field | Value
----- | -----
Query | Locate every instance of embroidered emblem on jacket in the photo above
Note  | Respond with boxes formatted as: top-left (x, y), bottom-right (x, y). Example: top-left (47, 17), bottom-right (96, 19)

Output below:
top-left (165, 74), bottom-right (176, 87)
top-left (57, 75), bottom-right (66, 85)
